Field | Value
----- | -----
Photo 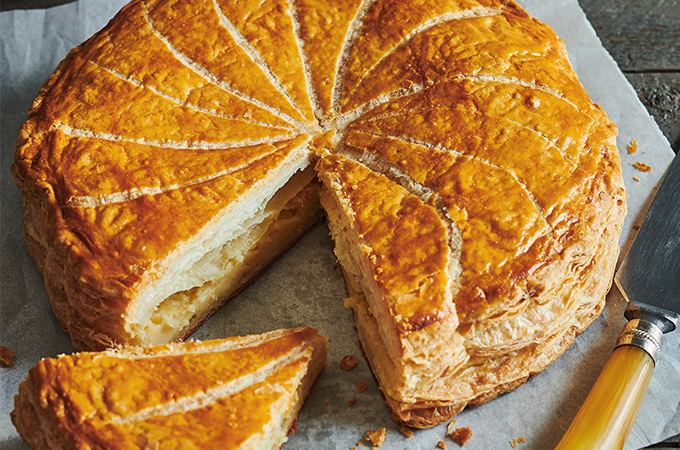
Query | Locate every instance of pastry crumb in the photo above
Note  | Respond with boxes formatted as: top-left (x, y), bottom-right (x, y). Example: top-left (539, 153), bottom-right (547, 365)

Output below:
top-left (0, 346), bottom-right (16, 367)
top-left (446, 427), bottom-right (473, 446)
top-left (633, 176), bottom-right (640, 182)
top-left (633, 225), bottom-right (640, 231)
top-left (437, 440), bottom-right (447, 449)
top-left (510, 436), bottom-right (526, 448)
top-left (446, 420), bottom-right (457, 435)
top-left (400, 427), bottom-right (414, 438)
top-left (366, 428), bottom-right (386, 447)
top-left (340, 354), bottom-right (359, 371)
top-left (357, 381), bottom-right (368, 393)
top-left (627, 139), bottom-right (638, 154)
top-left (633, 161), bottom-right (652, 172)
top-left (348, 398), bottom-right (357, 407)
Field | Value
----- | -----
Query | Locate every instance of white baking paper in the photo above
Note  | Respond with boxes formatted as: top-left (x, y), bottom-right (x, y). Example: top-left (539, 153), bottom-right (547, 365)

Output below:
top-left (1, 0), bottom-right (678, 448)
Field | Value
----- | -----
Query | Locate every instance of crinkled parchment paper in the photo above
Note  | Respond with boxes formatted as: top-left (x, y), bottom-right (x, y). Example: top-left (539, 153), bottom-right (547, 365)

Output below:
top-left (1, 0), bottom-right (678, 448)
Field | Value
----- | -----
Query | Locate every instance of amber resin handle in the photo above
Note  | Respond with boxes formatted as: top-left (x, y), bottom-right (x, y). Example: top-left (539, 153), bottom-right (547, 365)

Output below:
top-left (556, 321), bottom-right (660, 450)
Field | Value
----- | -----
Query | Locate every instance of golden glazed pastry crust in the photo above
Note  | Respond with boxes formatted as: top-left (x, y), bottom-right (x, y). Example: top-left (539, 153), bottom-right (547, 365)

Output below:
top-left (13, 0), bottom-right (625, 428)
top-left (11, 328), bottom-right (328, 449)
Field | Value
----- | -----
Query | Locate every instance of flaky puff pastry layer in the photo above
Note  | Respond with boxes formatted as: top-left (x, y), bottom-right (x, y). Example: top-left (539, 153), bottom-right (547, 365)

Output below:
top-left (13, 0), bottom-right (625, 427)
top-left (11, 328), bottom-right (327, 449)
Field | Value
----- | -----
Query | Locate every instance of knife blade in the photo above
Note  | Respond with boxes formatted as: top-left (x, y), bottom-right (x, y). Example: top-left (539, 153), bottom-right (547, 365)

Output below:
top-left (557, 153), bottom-right (680, 450)
top-left (616, 150), bottom-right (680, 336)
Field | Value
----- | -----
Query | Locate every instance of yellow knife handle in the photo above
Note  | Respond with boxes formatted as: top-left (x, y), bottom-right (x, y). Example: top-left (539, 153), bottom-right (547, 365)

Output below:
top-left (556, 345), bottom-right (654, 450)
top-left (556, 317), bottom-right (664, 450)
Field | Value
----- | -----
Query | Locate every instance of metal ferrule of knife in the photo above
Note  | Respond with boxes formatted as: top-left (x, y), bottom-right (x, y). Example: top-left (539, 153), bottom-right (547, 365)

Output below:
top-left (616, 303), bottom-right (679, 364)
top-left (616, 318), bottom-right (663, 363)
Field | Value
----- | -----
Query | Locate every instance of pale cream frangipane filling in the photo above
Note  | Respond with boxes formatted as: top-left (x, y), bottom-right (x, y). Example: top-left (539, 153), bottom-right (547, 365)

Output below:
top-left (128, 164), bottom-right (321, 346)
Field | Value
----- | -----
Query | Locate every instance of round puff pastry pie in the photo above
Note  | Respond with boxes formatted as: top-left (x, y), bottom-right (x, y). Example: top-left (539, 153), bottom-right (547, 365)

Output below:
top-left (11, 328), bottom-right (327, 449)
top-left (12, 0), bottom-right (625, 428)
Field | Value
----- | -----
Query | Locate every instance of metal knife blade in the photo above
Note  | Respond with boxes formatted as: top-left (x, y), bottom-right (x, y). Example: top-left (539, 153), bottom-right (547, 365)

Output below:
top-left (615, 153), bottom-right (680, 350)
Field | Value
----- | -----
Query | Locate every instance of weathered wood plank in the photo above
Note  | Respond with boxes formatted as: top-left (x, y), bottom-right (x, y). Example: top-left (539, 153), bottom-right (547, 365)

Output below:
top-left (579, 0), bottom-right (680, 72)
top-left (625, 72), bottom-right (680, 151)
top-left (580, 0), bottom-right (680, 152)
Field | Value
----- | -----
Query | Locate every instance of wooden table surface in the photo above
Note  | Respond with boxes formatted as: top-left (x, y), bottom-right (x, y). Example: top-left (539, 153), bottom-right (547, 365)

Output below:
top-left (2, 0), bottom-right (679, 447)
top-left (580, 0), bottom-right (680, 155)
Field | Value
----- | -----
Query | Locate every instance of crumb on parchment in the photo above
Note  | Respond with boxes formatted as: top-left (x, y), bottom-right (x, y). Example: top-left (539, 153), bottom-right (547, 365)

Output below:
top-left (400, 427), bottom-right (414, 438)
top-left (633, 176), bottom-right (640, 182)
top-left (437, 440), bottom-right (447, 449)
top-left (633, 161), bottom-right (652, 172)
top-left (358, 381), bottom-right (368, 393)
top-left (0, 346), bottom-right (15, 367)
top-left (446, 420), bottom-right (457, 435)
top-left (446, 427), bottom-right (473, 446)
top-left (348, 398), bottom-right (357, 407)
top-left (627, 139), bottom-right (638, 154)
top-left (510, 436), bottom-right (526, 448)
top-left (366, 428), bottom-right (386, 447)
top-left (340, 354), bottom-right (359, 371)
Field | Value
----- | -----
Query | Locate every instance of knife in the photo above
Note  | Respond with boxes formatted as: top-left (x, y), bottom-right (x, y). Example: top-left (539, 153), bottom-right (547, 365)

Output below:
top-left (556, 153), bottom-right (680, 450)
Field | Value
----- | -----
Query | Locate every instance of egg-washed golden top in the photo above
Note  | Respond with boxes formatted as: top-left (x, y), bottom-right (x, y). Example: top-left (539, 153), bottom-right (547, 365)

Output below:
top-left (12, 0), bottom-right (624, 331)
top-left (17, 328), bottom-right (325, 449)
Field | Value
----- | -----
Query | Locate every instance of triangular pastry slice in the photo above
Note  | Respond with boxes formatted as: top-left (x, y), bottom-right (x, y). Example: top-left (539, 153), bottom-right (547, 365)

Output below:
top-left (11, 328), bottom-right (327, 449)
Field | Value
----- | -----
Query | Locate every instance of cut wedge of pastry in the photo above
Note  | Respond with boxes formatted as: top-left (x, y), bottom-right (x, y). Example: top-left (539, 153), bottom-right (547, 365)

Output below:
top-left (11, 328), bottom-right (327, 449)
top-left (12, 0), bottom-right (626, 428)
